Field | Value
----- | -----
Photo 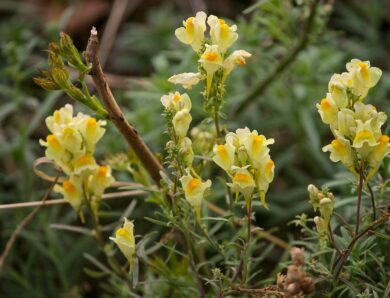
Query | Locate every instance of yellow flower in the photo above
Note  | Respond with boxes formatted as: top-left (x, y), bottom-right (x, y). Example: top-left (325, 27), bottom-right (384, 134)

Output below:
top-left (77, 116), bottom-right (106, 153)
top-left (316, 95), bottom-right (338, 127)
top-left (45, 104), bottom-right (74, 133)
top-left (54, 176), bottom-right (84, 211)
top-left (110, 218), bottom-right (136, 266)
top-left (175, 11), bottom-right (207, 52)
top-left (307, 184), bottom-right (320, 211)
top-left (60, 126), bottom-right (83, 154)
top-left (222, 50), bottom-right (251, 81)
top-left (72, 154), bottom-right (98, 175)
top-left (346, 59), bottom-right (382, 98)
top-left (39, 134), bottom-right (72, 174)
top-left (319, 197), bottom-right (334, 227)
top-left (160, 91), bottom-right (192, 112)
top-left (207, 15), bottom-right (238, 53)
top-left (173, 109), bottom-right (192, 138)
top-left (227, 166), bottom-right (256, 206)
top-left (88, 165), bottom-right (115, 197)
top-left (179, 137), bottom-right (194, 168)
top-left (353, 120), bottom-right (378, 149)
top-left (328, 73), bottom-right (349, 108)
top-left (255, 158), bottom-right (275, 209)
top-left (322, 136), bottom-right (355, 172)
top-left (241, 129), bottom-right (274, 167)
top-left (212, 142), bottom-right (236, 174)
top-left (198, 44), bottom-right (223, 97)
top-left (337, 108), bottom-right (356, 139)
top-left (168, 72), bottom-right (203, 89)
top-left (180, 172), bottom-right (212, 218)
top-left (367, 135), bottom-right (390, 181)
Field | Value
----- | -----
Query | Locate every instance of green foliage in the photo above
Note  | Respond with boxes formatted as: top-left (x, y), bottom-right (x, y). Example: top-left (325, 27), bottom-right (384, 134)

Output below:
top-left (1, 0), bottom-right (390, 297)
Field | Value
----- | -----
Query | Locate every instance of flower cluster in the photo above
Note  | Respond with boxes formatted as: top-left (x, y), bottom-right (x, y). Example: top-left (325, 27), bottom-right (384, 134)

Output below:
top-left (213, 127), bottom-right (275, 209)
top-left (307, 184), bottom-right (334, 246)
top-left (161, 92), bottom-right (211, 218)
top-left (40, 104), bottom-right (114, 215)
top-left (317, 59), bottom-right (389, 179)
top-left (169, 12), bottom-right (251, 97)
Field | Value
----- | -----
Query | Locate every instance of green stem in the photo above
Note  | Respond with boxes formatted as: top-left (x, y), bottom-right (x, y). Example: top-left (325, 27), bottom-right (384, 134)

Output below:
top-left (367, 183), bottom-right (376, 221)
top-left (355, 163), bottom-right (364, 236)
top-left (214, 105), bottom-right (222, 138)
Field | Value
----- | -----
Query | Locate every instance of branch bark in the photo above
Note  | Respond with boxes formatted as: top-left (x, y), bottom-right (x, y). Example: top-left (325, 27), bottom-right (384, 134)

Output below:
top-left (85, 27), bottom-right (164, 185)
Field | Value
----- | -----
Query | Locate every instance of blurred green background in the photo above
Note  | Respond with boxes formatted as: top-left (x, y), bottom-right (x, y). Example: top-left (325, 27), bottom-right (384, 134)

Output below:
top-left (0, 0), bottom-right (389, 296)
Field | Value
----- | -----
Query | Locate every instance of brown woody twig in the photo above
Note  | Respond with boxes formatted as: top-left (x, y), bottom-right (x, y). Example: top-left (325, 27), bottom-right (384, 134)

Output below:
top-left (85, 27), bottom-right (164, 185)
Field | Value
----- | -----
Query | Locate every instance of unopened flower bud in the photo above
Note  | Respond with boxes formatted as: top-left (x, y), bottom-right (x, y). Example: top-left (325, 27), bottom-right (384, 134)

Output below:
top-left (59, 32), bottom-right (89, 72)
top-left (173, 109), bottom-right (192, 138)
top-left (179, 137), bottom-right (194, 167)
top-left (307, 184), bottom-right (320, 211)
top-left (314, 216), bottom-right (326, 234)
top-left (319, 197), bottom-right (334, 225)
top-left (33, 77), bottom-right (60, 90)
top-left (51, 66), bottom-right (71, 90)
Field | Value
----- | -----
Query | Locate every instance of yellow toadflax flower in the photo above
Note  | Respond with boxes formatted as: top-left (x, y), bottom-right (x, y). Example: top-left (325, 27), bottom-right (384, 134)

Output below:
top-left (353, 120), bottom-right (378, 148)
top-left (168, 72), bottom-right (203, 89)
top-left (198, 44), bottom-right (223, 97)
top-left (45, 104), bottom-right (74, 133)
top-left (54, 176), bottom-right (84, 211)
top-left (322, 136), bottom-right (355, 173)
top-left (110, 218), bottom-right (136, 267)
top-left (240, 128), bottom-right (274, 167)
top-left (227, 166), bottom-right (256, 209)
top-left (316, 95), bottom-right (339, 128)
top-left (77, 116), bottom-right (106, 153)
top-left (39, 134), bottom-right (71, 174)
top-left (59, 126), bottom-right (83, 154)
top-left (366, 135), bottom-right (390, 181)
top-left (207, 15), bottom-right (238, 53)
top-left (328, 73), bottom-right (350, 109)
top-left (255, 158), bottom-right (275, 209)
top-left (160, 91), bottom-right (192, 112)
top-left (175, 11), bottom-right (207, 52)
top-left (337, 108), bottom-right (356, 139)
top-left (212, 142), bottom-right (236, 174)
top-left (222, 50), bottom-right (252, 82)
top-left (180, 172), bottom-right (212, 219)
top-left (88, 165), bottom-right (115, 197)
top-left (172, 109), bottom-right (192, 139)
top-left (346, 59), bottom-right (382, 98)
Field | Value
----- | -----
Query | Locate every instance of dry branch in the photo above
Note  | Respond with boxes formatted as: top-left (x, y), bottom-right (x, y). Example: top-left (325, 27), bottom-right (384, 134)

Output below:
top-left (85, 27), bottom-right (164, 185)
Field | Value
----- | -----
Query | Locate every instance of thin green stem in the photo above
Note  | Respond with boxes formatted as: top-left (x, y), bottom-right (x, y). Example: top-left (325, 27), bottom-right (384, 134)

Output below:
top-left (242, 197), bottom-right (252, 285)
top-left (328, 222), bottom-right (341, 255)
top-left (231, 196), bottom-right (253, 285)
top-left (355, 163), bottom-right (364, 236)
top-left (367, 183), bottom-right (376, 221)
top-left (214, 105), bottom-right (222, 138)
